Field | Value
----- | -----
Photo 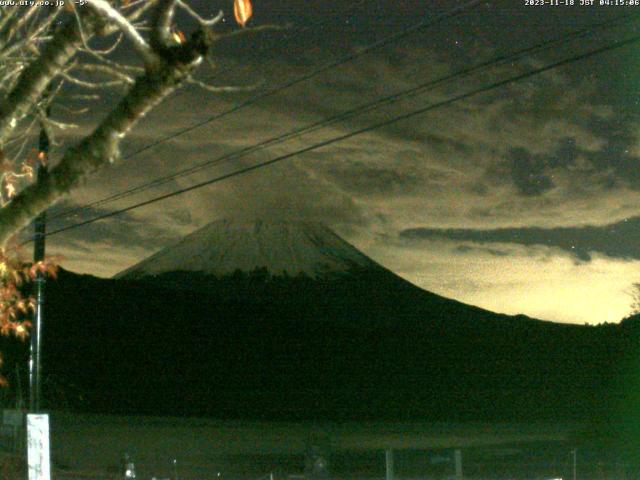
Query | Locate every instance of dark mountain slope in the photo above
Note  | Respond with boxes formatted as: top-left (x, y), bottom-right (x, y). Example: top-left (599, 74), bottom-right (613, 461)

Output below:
top-left (1, 220), bottom-right (632, 427)
top-left (28, 267), bottom-right (630, 425)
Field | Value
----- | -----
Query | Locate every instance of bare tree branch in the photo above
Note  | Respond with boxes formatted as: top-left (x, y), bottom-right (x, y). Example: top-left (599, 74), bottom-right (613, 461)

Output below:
top-left (74, 63), bottom-right (137, 85)
top-left (0, 5), bottom-right (38, 44)
top-left (60, 71), bottom-right (130, 90)
top-left (39, 113), bottom-right (79, 133)
top-left (0, 0), bottom-right (260, 247)
top-left (0, 8), bottom-right (17, 38)
top-left (0, 19), bottom-right (212, 246)
top-left (90, 32), bottom-right (125, 56)
top-left (0, 0), bottom-right (160, 146)
top-left (216, 23), bottom-right (289, 41)
top-left (8, 5), bottom-right (40, 39)
top-left (84, 48), bottom-right (145, 74)
top-left (87, 0), bottom-right (159, 67)
top-left (0, 15), bottom-right (103, 145)
top-left (1, 7), bottom-right (60, 58)
top-left (150, 0), bottom-right (179, 52)
top-left (176, 2), bottom-right (223, 27)
top-left (127, 0), bottom-right (162, 23)
top-left (187, 77), bottom-right (258, 93)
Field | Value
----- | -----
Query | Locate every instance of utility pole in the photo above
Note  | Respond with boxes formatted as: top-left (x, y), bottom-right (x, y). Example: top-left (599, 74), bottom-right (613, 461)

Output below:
top-left (454, 449), bottom-right (463, 480)
top-left (29, 121), bottom-right (49, 413)
top-left (385, 449), bottom-right (394, 480)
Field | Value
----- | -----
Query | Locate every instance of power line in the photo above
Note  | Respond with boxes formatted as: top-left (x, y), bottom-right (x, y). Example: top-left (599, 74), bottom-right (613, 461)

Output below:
top-left (48, 12), bottom-right (635, 223)
top-left (37, 33), bottom-right (640, 242)
top-left (88, 1), bottom-right (375, 113)
top-left (168, 0), bottom-right (373, 102)
top-left (204, 0), bottom-right (372, 77)
top-left (51, 0), bottom-right (482, 221)
top-left (113, 1), bottom-right (483, 158)
top-left (50, 1), bottom-right (381, 222)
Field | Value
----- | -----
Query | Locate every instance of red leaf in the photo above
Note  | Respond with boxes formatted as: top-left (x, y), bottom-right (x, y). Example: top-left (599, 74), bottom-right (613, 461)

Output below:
top-left (234, 0), bottom-right (253, 27)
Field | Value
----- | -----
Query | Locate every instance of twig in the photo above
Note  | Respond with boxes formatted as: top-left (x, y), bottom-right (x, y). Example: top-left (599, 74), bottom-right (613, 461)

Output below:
top-left (60, 71), bottom-right (128, 89)
top-left (0, 16), bottom-right (98, 144)
top-left (87, 0), bottom-right (159, 66)
top-left (176, 2), bottom-right (223, 27)
top-left (73, 63), bottom-right (136, 85)
top-left (187, 77), bottom-right (259, 93)
top-left (151, 0), bottom-right (179, 51)
top-left (216, 23), bottom-right (290, 41)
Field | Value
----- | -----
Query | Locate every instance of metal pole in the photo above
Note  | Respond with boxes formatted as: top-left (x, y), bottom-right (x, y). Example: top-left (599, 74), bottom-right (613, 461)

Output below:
top-left (454, 449), bottom-right (463, 480)
top-left (385, 449), bottom-right (394, 480)
top-left (572, 448), bottom-right (577, 480)
top-left (29, 125), bottom-right (49, 413)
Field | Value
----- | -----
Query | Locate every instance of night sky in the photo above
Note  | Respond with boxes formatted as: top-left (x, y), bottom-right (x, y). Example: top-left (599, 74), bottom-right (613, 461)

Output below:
top-left (35, 0), bottom-right (640, 324)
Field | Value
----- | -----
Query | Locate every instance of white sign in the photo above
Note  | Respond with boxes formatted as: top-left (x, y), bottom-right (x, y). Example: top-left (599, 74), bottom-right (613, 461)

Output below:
top-left (27, 413), bottom-right (51, 480)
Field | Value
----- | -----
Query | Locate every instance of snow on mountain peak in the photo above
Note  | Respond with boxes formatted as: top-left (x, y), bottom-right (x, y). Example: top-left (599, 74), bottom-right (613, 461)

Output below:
top-left (115, 219), bottom-right (382, 280)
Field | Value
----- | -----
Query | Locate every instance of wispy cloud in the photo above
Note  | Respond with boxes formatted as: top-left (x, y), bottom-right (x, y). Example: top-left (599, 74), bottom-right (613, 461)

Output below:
top-left (42, 5), bottom-right (640, 323)
top-left (400, 216), bottom-right (640, 263)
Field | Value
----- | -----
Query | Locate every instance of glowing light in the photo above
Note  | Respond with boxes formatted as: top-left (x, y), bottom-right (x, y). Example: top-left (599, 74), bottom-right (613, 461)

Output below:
top-left (172, 30), bottom-right (186, 44)
top-left (234, 0), bottom-right (253, 27)
top-left (5, 179), bottom-right (16, 199)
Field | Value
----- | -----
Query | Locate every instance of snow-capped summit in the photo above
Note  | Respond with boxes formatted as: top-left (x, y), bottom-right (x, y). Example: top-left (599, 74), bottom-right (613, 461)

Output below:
top-left (116, 219), bottom-right (383, 280)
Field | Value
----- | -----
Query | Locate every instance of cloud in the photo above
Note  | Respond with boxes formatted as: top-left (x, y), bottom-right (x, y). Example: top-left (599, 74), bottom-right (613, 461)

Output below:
top-left (363, 235), bottom-right (639, 325)
top-left (55, 15), bottom-right (640, 237)
top-left (400, 216), bottom-right (640, 263)
top-left (36, 6), bottom-right (640, 324)
top-left (503, 146), bottom-right (556, 197)
top-left (44, 210), bottom-right (178, 277)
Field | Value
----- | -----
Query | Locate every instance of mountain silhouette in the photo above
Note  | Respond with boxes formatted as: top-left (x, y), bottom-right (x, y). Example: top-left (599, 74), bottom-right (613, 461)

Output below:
top-left (1, 220), bottom-right (635, 431)
top-left (116, 220), bottom-right (381, 280)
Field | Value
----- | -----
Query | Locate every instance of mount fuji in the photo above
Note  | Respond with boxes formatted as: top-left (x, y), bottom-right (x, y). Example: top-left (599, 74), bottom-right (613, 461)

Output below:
top-left (9, 219), bottom-right (635, 424)
top-left (111, 219), bottom-right (522, 325)
top-left (116, 220), bottom-right (382, 280)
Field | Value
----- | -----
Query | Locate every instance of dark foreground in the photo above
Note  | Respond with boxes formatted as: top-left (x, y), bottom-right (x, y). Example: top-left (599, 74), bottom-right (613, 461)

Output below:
top-left (14, 269), bottom-right (638, 425)
top-left (1, 268), bottom-right (640, 479)
top-left (23, 414), bottom-right (640, 479)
